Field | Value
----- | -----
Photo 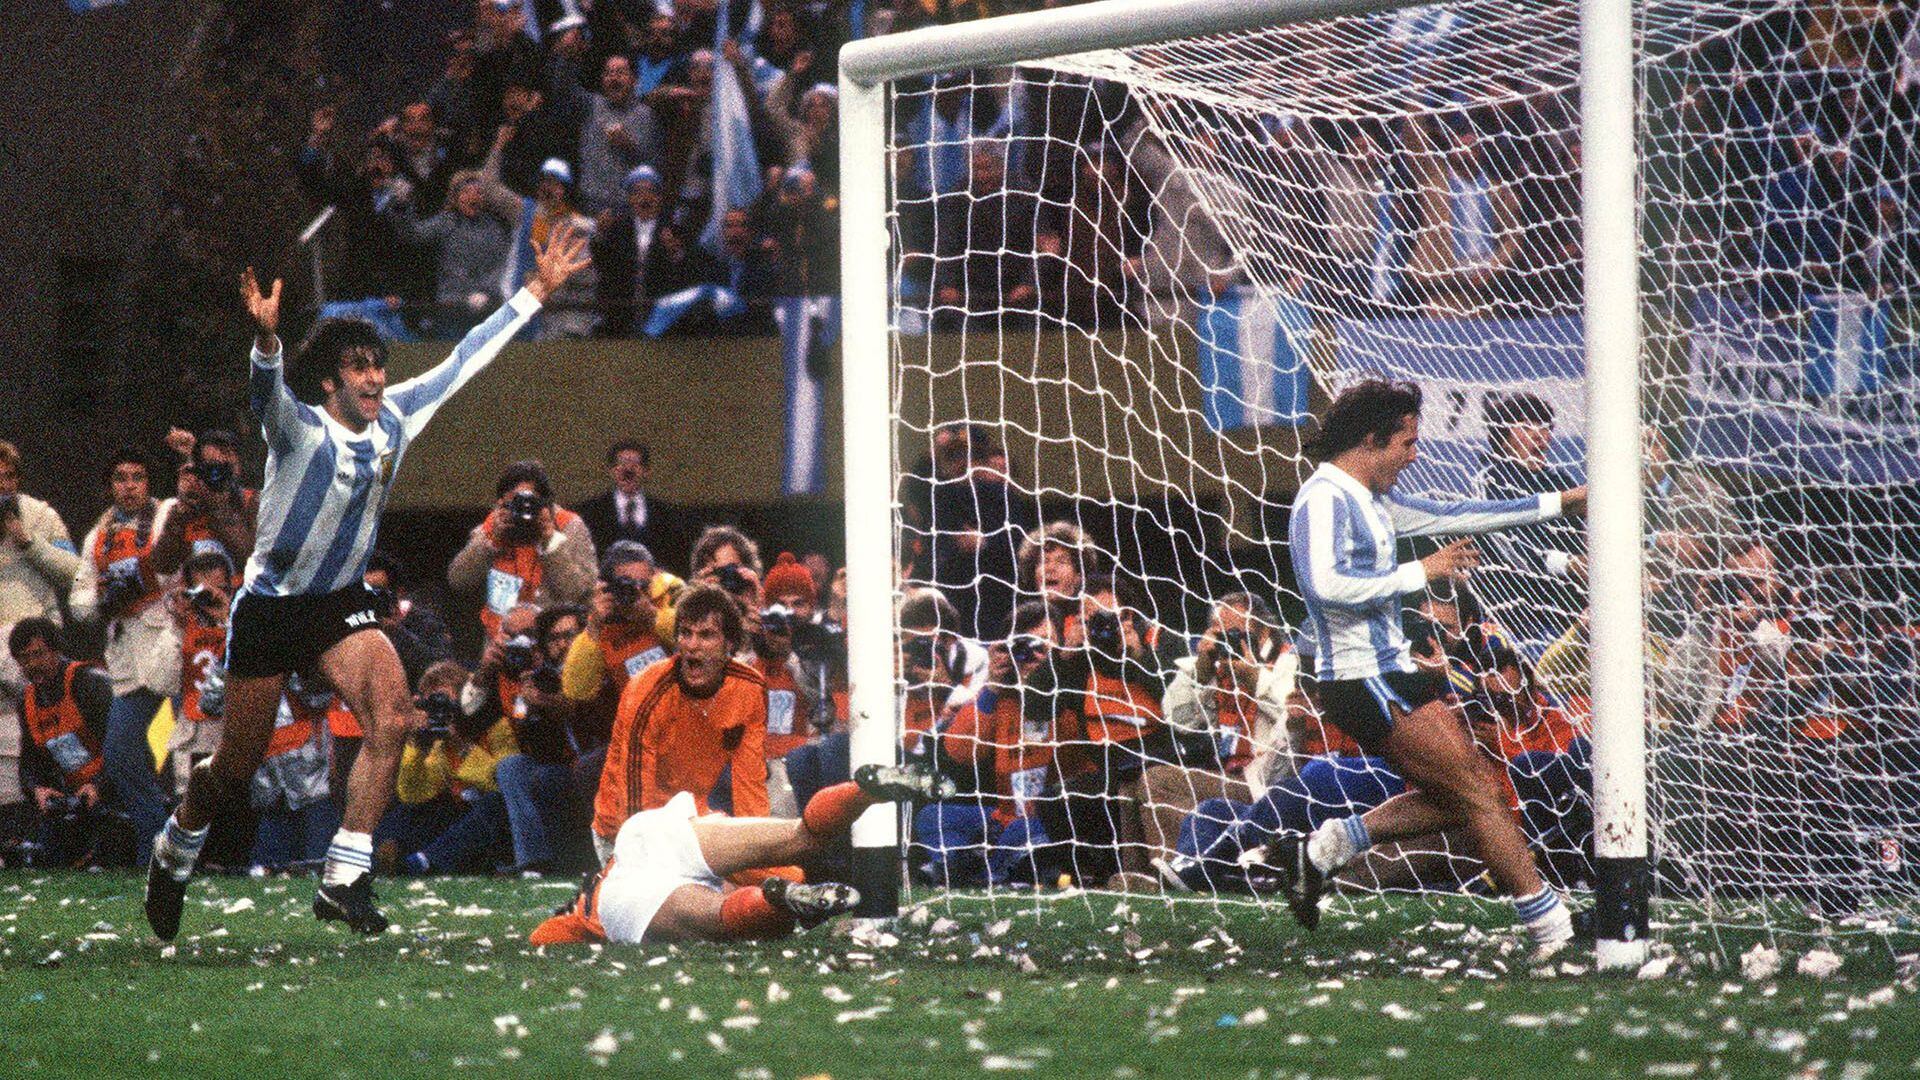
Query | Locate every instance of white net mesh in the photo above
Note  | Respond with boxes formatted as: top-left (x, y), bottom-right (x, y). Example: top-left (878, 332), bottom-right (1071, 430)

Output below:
top-left (880, 0), bottom-right (1920, 936)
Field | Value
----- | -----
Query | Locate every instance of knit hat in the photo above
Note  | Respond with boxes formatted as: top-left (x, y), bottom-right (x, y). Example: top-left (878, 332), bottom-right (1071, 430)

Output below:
top-left (762, 552), bottom-right (817, 605)
top-left (624, 164), bottom-right (663, 191)
top-left (540, 157), bottom-right (574, 187)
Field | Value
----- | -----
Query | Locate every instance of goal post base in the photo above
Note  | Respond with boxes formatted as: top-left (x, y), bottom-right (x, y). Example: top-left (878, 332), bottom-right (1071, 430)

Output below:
top-left (850, 842), bottom-right (901, 919)
top-left (1592, 855), bottom-right (1651, 971)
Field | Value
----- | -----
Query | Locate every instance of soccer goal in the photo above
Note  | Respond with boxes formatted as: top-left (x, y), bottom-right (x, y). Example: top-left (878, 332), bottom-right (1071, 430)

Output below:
top-left (838, 0), bottom-right (1920, 969)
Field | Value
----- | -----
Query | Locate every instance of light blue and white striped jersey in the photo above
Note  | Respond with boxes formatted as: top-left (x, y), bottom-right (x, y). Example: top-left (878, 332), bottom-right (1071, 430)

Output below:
top-left (243, 290), bottom-right (541, 597)
top-left (1289, 462), bottom-right (1560, 681)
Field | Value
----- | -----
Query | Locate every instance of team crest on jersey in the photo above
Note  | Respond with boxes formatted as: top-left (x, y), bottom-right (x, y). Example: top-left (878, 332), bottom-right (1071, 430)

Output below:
top-left (377, 449), bottom-right (396, 485)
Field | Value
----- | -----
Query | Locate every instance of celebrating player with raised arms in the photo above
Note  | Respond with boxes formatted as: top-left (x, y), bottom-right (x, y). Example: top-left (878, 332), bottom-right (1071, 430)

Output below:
top-left (1270, 378), bottom-right (1587, 962)
top-left (144, 225), bottom-right (591, 941)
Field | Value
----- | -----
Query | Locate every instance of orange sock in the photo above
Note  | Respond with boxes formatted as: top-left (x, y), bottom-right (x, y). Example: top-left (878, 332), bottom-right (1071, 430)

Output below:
top-left (529, 910), bottom-right (604, 945)
top-left (717, 885), bottom-right (795, 941)
top-left (802, 781), bottom-right (872, 840)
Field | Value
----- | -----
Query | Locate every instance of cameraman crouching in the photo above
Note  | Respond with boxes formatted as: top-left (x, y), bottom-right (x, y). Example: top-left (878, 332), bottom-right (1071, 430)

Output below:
top-left (448, 461), bottom-right (597, 641)
top-left (382, 658), bottom-right (519, 875)
top-left (154, 552), bottom-right (238, 795)
top-left (10, 618), bottom-right (124, 867)
top-left (483, 604), bottom-right (588, 875)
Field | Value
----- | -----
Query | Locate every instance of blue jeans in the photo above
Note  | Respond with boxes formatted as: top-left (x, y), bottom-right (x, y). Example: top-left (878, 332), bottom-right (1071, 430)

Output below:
top-left (418, 790), bottom-right (509, 872)
top-left (251, 798), bottom-right (342, 871)
top-left (105, 688), bottom-right (170, 866)
top-left (494, 754), bottom-right (573, 870)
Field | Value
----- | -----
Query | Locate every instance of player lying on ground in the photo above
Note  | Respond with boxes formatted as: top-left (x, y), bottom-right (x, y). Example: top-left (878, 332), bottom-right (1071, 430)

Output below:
top-left (145, 226), bottom-right (592, 941)
top-left (531, 763), bottom-right (953, 945)
top-left (1269, 378), bottom-right (1587, 962)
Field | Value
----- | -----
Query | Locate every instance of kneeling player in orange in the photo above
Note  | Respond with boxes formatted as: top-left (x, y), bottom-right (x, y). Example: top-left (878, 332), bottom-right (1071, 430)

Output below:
top-left (532, 763), bottom-right (951, 945)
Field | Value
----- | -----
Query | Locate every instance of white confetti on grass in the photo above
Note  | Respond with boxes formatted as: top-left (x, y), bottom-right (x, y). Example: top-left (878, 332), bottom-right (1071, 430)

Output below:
top-left (835, 1006), bottom-right (891, 1023)
top-left (1798, 948), bottom-right (1844, 980)
top-left (1741, 944), bottom-right (1782, 982)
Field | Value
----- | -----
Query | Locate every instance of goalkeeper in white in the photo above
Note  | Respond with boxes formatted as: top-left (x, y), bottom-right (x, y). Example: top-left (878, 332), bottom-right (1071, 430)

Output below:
top-left (1271, 379), bottom-right (1587, 962)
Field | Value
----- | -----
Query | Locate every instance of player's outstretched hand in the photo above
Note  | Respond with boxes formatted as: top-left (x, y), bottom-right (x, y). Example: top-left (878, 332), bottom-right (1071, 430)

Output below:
top-left (241, 267), bottom-right (282, 337)
top-left (1421, 537), bottom-right (1479, 584)
top-left (527, 221), bottom-right (591, 304)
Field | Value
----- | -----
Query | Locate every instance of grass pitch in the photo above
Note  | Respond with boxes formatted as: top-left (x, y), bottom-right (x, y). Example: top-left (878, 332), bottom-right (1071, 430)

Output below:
top-left (3, 871), bottom-right (1917, 1078)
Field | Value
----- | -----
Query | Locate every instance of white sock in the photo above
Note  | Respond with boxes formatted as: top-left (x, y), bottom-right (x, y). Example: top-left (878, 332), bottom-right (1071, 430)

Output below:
top-left (156, 817), bottom-right (209, 883)
top-left (1514, 887), bottom-right (1574, 946)
top-left (323, 830), bottom-right (375, 887)
top-left (1306, 815), bottom-right (1372, 875)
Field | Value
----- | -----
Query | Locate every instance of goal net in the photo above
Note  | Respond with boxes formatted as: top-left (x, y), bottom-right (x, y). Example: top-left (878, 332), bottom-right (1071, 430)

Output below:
top-left (874, 0), bottom-right (1920, 938)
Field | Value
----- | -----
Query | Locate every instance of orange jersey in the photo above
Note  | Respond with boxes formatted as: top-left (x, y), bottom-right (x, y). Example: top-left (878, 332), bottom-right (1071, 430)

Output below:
top-left (176, 617), bottom-right (229, 724)
top-left (268, 692), bottom-right (324, 759)
top-left (91, 508), bottom-right (162, 618)
top-left (760, 655), bottom-right (811, 761)
top-left (480, 506), bottom-right (585, 638)
top-left (599, 620), bottom-right (669, 692)
top-left (1082, 669), bottom-right (1164, 745)
top-left (594, 657), bottom-right (769, 839)
top-left (942, 690), bottom-right (1091, 828)
top-left (24, 663), bottom-right (104, 785)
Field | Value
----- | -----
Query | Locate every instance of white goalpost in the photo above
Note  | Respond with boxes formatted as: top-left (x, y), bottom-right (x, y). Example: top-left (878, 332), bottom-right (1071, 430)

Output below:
top-left (839, 0), bottom-right (1920, 967)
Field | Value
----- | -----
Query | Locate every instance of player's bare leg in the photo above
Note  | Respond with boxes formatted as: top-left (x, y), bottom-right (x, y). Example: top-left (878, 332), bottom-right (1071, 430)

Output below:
top-left (145, 671), bottom-right (286, 940)
top-left (310, 628), bottom-right (417, 934)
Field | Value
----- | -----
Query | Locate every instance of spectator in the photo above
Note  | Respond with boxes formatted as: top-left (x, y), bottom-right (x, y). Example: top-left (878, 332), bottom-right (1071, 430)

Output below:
top-left (1122, 115), bottom-right (1243, 326)
top-left (913, 424), bottom-right (1034, 640)
top-left (711, 208), bottom-right (780, 332)
top-left (448, 460), bottom-right (597, 641)
top-left (492, 72), bottom-right (579, 201)
top-left (1411, 120), bottom-right (1523, 315)
top-left (11, 618), bottom-right (120, 868)
top-left (1017, 520), bottom-right (1095, 620)
top-left (900, 74), bottom-right (1009, 202)
top-left (154, 551), bottom-right (235, 795)
top-left (576, 55), bottom-right (666, 216)
top-left (755, 166), bottom-right (839, 299)
top-left (68, 447), bottom-right (175, 867)
top-left (296, 106), bottom-right (433, 311)
top-left (928, 146), bottom-right (1041, 328)
top-left (383, 659), bottom-right (519, 875)
top-left (592, 166), bottom-right (668, 336)
top-left (1472, 391), bottom-right (1586, 652)
top-left (248, 674), bottom-right (341, 873)
top-left (560, 540), bottom-right (683, 743)
top-left (0, 440), bottom-right (81, 840)
top-left (493, 603), bottom-right (589, 874)
top-left (690, 524), bottom-right (764, 584)
top-left (573, 438), bottom-right (694, 573)
top-left (911, 601), bottom-right (1095, 887)
top-left (479, 156), bottom-right (600, 338)
top-left (387, 101), bottom-right (459, 212)
top-left (764, 62), bottom-right (840, 189)
top-left (386, 171), bottom-right (515, 338)
top-left (637, 222), bottom-right (739, 336)
top-left (428, 29), bottom-right (484, 157)
top-left (151, 429), bottom-right (258, 577)
top-left (592, 583), bottom-right (771, 865)
top-left (1037, 142), bottom-right (1147, 330)
top-left (630, 12), bottom-right (690, 98)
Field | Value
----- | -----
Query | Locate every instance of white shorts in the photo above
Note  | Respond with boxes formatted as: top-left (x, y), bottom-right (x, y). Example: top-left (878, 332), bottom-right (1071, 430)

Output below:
top-left (596, 791), bottom-right (722, 944)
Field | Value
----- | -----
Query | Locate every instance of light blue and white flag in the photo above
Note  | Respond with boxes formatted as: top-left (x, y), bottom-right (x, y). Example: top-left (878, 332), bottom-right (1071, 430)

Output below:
top-left (701, 0), bottom-right (764, 252)
top-left (1194, 285), bottom-right (1312, 433)
top-left (778, 295), bottom-right (839, 495)
top-left (642, 284), bottom-right (744, 336)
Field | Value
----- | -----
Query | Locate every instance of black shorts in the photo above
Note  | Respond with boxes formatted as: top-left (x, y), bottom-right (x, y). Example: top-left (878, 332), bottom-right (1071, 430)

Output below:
top-left (1318, 669), bottom-right (1451, 755)
top-left (226, 583), bottom-right (383, 680)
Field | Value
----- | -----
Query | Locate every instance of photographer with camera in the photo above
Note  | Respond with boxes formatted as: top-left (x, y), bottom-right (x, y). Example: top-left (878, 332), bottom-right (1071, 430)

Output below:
top-left (151, 429), bottom-right (258, 577)
top-left (69, 448), bottom-right (177, 867)
top-left (448, 460), bottom-right (596, 641)
top-left (751, 553), bottom-right (832, 817)
top-left (560, 541), bottom-right (682, 717)
top-left (150, 552), bottom-right (238, 796)
top-left (910, 601), bottom-right (1096, 887)
top-left (383, 659), bottom-right (519, 874)
top-left (491, 604), bottom-right (588, 874)
top-left (10, 618), bottom-right (124, 867)
top-left (363, 550), bottom-right (453, 688)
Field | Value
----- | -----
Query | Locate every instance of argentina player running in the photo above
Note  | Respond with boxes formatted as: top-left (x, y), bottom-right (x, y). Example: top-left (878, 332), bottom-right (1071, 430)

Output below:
top-left (144, 226), bottom-right (590, 940)
top-left (1265, 379), bottom-right (1587, 962)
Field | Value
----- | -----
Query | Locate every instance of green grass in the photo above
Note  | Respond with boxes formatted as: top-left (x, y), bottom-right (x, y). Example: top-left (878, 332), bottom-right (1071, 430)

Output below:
top-left (3, 872), bottom-right (1918, 1078)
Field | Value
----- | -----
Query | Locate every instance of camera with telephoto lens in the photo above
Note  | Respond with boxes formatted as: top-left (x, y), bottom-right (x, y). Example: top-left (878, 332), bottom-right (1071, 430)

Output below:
top-left (192, 459), bottom-right (238, 494)
top-left (760, 603), bottom-right (797, 637)
top-left (715, 562), bottom-right (752, 595)
top-left (415, 690), bottom-right (460, 742)
top-left (1085, 610), bottom-right (1124, 656)
top-left (502, 490), bottom-right (548, 544)
top-left (99, 562), bottom-right (146, 617)
top-left (185, 583), bottom-right (223, 615)
top-left (1009, 634), bottom-right (1047, 667)
top-left (792, 617), bottom-right (846, 674)
top-left (602, 570), bottom-right (643, 614)
top-left (499, 633), bottom-right (541, 679)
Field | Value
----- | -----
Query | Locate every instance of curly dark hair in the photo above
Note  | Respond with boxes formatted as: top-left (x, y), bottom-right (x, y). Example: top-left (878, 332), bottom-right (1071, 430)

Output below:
top-left (674, 583), bottom-right (744, 651)
top-left (1308, 378), bottom-right (1422, 461)
top-left (289, 317), bottom-right (387, 405)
